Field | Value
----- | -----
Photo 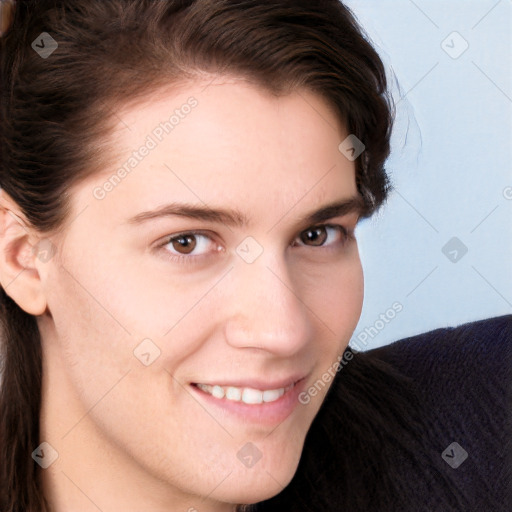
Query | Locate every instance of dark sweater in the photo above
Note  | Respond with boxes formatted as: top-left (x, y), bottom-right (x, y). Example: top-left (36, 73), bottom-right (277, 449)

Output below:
top-left (369, 315), bottom-right (512, 511)
top-left (254, 315), bottom-right (512, 512)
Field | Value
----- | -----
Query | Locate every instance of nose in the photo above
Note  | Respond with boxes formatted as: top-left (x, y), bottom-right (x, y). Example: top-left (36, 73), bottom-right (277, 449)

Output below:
top-left (224, 252), bottom-right (313, 357)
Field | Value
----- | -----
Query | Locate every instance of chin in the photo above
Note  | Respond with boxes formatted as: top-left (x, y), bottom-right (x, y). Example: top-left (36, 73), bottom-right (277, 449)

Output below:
top-left (218, 454), bottom-right (301, 505)
top-left (225, 479), bottom-right (292, 506)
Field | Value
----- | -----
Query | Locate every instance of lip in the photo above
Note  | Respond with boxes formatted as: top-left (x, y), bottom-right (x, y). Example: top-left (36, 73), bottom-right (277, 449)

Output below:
top-left (189, 376), bottom-right (308, 426)
top-left (191, 375), bottom-right (306, 391)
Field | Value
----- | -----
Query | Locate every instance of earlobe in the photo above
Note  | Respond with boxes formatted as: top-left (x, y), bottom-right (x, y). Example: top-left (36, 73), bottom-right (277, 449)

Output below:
top-left (0, 190), bottom-right (49, 316)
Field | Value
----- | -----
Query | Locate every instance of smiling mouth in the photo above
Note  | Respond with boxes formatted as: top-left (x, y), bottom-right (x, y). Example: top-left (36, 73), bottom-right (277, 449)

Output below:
top-left (191, 381), bottom-right (298, 405)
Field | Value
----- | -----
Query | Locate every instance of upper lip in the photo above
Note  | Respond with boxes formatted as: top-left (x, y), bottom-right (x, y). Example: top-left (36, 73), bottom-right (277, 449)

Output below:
top-left (191, 374), bottom-right (308, 391)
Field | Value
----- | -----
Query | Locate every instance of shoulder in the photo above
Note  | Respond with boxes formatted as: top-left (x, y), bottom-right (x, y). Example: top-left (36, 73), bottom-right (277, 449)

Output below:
top-left (262, 316), bottom-right (512, 512)
top-left (368, 315), bottom-right (511, 383)
top-left (367, 315), bottom-right (512, 510)
top-left (367, 315), bottom-right (512, 423)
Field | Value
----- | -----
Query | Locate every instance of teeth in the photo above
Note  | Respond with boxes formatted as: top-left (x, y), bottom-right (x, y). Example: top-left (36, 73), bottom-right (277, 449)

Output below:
top-left (196, 383), bottom-right (211, 394)
top-left (263, 388), bottom-right (285, 402)
top-left (211, 385), bottom-right (225, 399)
top-left (225, 386), bottom-right (242, 401)
top-left (242, 388), bottom-right (263, 404)
top-left (195, 382), bottom-right (293, 404)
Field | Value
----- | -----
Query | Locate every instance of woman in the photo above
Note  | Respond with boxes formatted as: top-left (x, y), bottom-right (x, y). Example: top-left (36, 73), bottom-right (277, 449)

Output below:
top-left (0, 1), bottom-right (506, 511)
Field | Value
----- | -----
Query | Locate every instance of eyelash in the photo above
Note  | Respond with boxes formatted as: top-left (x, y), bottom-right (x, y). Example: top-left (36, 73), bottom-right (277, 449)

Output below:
top-left (156, 224), bottom-right (354, 265)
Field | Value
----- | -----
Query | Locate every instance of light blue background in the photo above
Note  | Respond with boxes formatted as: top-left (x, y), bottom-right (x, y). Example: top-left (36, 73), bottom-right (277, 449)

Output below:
top-left (343, 0), bottom-right (512, 350)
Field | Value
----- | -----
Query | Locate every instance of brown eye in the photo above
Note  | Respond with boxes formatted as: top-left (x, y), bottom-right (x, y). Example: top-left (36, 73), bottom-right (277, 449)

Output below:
top-left (295, 224), bottom-right (351, 249)
top-left (162, 232), bottom-right (220, 262)
top-left (171, 234), bottom-right (197, 254)
top-left (300, 226), bottom-right (328, 246)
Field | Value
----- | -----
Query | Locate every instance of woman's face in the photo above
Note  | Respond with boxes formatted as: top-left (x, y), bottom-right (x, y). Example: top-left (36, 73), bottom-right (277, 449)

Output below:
top-left (37, 78), bottom-right (364, 510)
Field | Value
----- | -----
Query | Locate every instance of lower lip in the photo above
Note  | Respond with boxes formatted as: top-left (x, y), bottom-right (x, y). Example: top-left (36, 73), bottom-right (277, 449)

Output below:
top-left (189, 379), bottom-right (307, 426)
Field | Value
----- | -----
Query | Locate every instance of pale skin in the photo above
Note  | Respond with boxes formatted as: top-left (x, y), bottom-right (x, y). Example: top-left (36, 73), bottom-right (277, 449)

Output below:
top-left (0, 77), bottom-right (364, 511)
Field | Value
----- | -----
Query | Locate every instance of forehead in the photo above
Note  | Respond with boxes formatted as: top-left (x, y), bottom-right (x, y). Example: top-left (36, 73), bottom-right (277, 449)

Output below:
top-left (74, 78), bottom-right (357, 226)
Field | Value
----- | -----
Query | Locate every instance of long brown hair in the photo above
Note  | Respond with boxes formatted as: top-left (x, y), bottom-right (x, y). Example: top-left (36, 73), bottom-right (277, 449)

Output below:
top-left (0, 1), bottom-right (392, 510)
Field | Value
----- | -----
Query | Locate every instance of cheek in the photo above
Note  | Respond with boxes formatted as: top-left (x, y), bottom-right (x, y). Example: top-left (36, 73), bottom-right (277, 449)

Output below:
top-left (43, 245), bottom-right (212, 410)
top-left (43, 264), bottom-right (128, 389)
top-left (340, 256), bottom-right (364, 324)
top-left (43, 247), bottom-right (155, 405)
top-left (305, 252), bottom-right (364, 339)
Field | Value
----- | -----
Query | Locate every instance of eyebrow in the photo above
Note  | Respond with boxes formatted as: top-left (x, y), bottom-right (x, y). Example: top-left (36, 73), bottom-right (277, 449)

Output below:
top-left (125, 195), bottom-right (366, 229)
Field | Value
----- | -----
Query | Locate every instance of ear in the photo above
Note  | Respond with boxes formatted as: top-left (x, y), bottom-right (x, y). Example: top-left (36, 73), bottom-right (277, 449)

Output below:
top-left (0, 189), bottom-right (50, 316)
